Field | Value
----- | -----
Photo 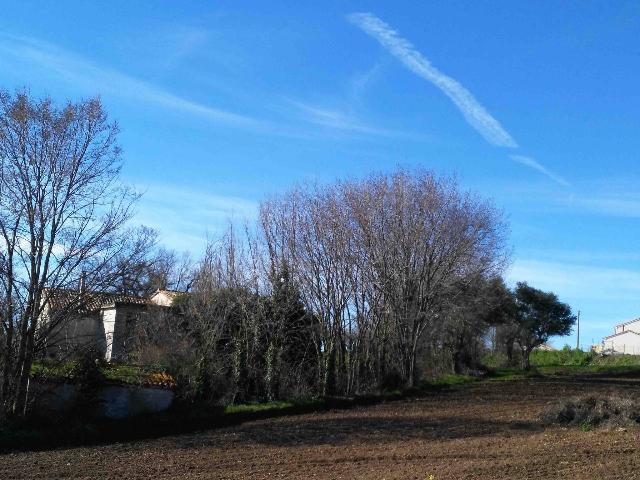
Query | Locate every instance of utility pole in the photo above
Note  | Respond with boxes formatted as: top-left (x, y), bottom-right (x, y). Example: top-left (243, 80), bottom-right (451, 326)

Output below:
top-left (576, 310), bottom-right (581, 350)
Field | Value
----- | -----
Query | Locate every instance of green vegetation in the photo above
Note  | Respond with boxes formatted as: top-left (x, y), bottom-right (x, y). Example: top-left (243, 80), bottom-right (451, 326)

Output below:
top-left (30, 361), bottom-right (174, 387)
top-left (225, 400), bottom-right (298, 414)
top-left (530, 346), bottom-right (640, 376)
top-left (530, 347), bottom-right (596, 366)
top-left (580, 421), bottom-right (594, 432)
top-left (484, 346), bottom-right (640, 377)
top-left (30, 361), bottom-right (76, 380)
top-left (486, 368), bottom-right (542, 381)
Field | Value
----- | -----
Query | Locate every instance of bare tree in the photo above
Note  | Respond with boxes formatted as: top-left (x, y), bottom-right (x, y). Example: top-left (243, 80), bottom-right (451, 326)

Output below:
top-left (342, 171), bottom-right (508, 386)
top-left (261, 186), bottom-right (353, 395)
top-left (260, 169), bottom-right (508, 392)
top-left (0, 91), bottom-right (138, 417)
top-left (112, 239), bottom-right (195, 297)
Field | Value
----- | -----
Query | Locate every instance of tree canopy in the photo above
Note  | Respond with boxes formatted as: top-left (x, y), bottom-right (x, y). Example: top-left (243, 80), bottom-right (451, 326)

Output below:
top-left (514, 282), bottom-right (576, 369)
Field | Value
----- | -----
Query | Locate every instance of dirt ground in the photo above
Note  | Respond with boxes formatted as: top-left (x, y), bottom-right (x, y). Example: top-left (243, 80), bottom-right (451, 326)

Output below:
top-left (3, 375), bottom-right (640, 480)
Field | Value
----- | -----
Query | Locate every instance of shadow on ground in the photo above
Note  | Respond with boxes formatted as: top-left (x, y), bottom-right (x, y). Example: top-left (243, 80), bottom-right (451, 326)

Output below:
top-left (171, 414), bottom-right (541, 449)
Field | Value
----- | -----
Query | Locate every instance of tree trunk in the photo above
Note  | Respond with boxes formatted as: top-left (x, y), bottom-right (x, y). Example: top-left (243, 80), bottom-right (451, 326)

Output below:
top-left (506, 340), bottom-right (514, 365)
top-left (521, 347), bottom-right (531, 370)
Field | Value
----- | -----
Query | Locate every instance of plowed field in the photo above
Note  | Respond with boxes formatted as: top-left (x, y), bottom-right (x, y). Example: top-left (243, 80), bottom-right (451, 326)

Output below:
top-left (3, 374), bottom-right (640, 479)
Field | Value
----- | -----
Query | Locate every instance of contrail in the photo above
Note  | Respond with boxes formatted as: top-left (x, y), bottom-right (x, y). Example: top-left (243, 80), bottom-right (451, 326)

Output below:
top-left (348, 12), bottom-right (518, 148)
top-left (510, 155), bottom-right (570, 186)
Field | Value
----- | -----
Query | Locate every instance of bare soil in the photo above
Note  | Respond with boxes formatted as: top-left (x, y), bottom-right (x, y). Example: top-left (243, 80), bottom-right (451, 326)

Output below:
top-left (3, 374), bottom-right (640, 479)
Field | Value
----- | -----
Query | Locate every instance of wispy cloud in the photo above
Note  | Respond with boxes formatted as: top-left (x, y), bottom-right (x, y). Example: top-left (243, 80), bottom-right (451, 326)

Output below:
top-left (133, 183), bottom-right (258, 252)
top-left (506, 258), bottom-right (640, 345)
top-left (288, 100), bottom-right (425, 140)
top-left (507, 258), bottom-right (640, 303)
top-left (510, 155), bottom-right (570, 186)
top-left (0, 33), bottom-right (268, 130)
top-left (349, 60), bottom-right (387, 104)
top-left (348, 12), bottom-right (518, 148)
top-left (165, 27), bottom-right (210, 66)
top-left (576, 198), bottom-right (640, 217)
top-left (0, 33), bottom-right (421, 142)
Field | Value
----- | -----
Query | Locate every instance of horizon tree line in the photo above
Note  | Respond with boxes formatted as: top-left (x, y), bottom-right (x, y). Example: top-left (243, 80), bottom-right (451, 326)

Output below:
top-left (0, 90), bottom-right (576, 418)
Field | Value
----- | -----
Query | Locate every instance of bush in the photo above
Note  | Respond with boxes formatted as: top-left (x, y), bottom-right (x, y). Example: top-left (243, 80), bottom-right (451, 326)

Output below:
top-left (530, 346), bottom-right (595, 367)
top-left (71, 349), bottom-right (106, 418)
top-left (542, 395), bottom-right (640, 429)
top-left (482, 352), bottom-right (510, 369)
top-left (592, 354), bottom-right (640, 367)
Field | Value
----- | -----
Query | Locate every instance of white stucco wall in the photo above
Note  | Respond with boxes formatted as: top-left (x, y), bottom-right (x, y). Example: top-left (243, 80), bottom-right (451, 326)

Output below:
top-left (149, 291), bottom-right (175, 307)
top-left (102, 305), bottom-right (146, 362)
top-left (615, 319), bottom-right (640, 335)
top-left (102, 307), bottom-right (117, 362)
top-left (604, 331), bottom-right (640, 354)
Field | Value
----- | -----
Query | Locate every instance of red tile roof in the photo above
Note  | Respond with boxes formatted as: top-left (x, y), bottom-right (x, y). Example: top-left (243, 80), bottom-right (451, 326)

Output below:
top-left (44, 288), bottom-right (149, 313)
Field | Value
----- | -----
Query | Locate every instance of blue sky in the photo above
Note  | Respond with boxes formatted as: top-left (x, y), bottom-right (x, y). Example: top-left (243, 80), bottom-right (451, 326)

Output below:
top-left (1, 1), bottom-right (639, 348)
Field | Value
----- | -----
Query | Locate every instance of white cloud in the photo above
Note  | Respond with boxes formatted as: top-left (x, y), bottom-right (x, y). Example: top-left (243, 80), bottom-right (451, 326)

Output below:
top-left (133, 183), bottom-right (258, 252)
top-left (0, 33), bottom-right (268, 130)
top-left (348, 12), bottom-right (518, 148)
top-left (506, 258), bottom-right (640, 303)
top-left (288, 100), bottom-right (422, 139)
top-left (506, 258), bottom-right (640, 346)
top-left (509, 155), bottom-right (570, 187)
top-left (349, 60), bottom-right (387, 104)
top-left (0, 33), bottom-right (424, 142)
top-left (568, 194), bottom-right (640, 217)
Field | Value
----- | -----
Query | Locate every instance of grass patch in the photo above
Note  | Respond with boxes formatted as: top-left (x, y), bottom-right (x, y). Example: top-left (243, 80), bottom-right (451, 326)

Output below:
top-left (486, 368), bottom-right (542, 381)
top-left (30, 361), bottom-right (175, 387)
top-left (536, 364), bottom-right (640, 377)
top-left (225, 400), bottom-right (298, 414)
top-left (531, 347), bottom-right (640, 371)
top-left (484, 347), bottom-right (640, 378)
top-left (30, 361), bottom-right (76, 381)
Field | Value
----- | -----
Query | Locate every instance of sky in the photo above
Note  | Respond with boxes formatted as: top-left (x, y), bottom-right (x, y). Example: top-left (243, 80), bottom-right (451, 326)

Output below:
top-left (1, 1), bottom-right (639, 348)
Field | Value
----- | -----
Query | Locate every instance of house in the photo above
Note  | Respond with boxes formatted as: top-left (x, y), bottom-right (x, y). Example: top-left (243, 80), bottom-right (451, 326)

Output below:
top-left (41, 288), bottom-right (183, 362)
top-left (149, 289), bottom-right (183, 307)
top-left (601, 318), bottom-right (640, 355)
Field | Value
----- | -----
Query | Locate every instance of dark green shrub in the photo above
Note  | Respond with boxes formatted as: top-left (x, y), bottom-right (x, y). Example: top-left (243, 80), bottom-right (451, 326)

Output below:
top-left (71, 348), bottom-right (105, 418)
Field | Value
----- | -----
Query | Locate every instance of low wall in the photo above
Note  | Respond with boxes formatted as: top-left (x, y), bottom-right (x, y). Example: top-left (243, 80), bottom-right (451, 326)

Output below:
top-left (33, 381), bottom-right (174, 419)
top-left (99, 385), bottom-right (174, 419)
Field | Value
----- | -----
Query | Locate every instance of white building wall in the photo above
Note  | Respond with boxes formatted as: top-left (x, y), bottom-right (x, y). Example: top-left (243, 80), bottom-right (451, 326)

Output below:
top-left (102, 308), bottom-right (117, 362)
top-left (615, 319), bottom-right (640, 335)
top-left (604, 332), bottom-right (640, 355)
top-left (149, 291), bottom-right (175, 307)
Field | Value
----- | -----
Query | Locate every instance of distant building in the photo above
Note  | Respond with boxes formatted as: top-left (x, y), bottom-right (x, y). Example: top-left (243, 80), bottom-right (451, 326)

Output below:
top-left (601, 318), bottom-right (640, 355)
top-left (40, 288), bottom-right (183, 362)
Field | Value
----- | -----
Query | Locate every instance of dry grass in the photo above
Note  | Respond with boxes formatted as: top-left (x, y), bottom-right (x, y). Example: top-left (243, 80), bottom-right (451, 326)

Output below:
top-left (542, 394), bottom-right (640, 429)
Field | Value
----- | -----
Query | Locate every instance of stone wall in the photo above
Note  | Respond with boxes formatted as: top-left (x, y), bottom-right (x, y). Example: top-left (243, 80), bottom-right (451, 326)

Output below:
top-left (33, 382), bottom-right (174, 419)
